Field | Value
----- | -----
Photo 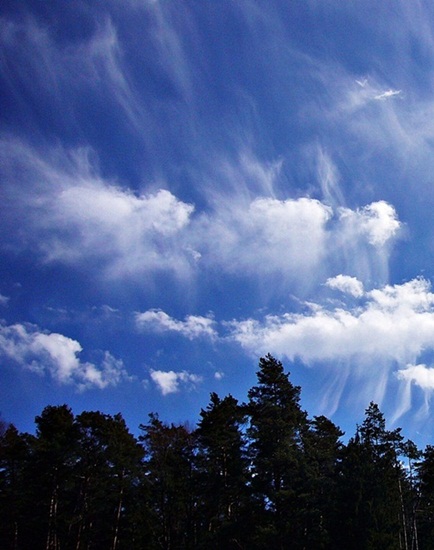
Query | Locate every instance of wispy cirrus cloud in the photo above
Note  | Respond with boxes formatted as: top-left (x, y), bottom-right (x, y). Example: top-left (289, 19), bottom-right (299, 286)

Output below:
top-left (0, 138), bottom-right (402, 290)
top-left (0, 321), bottom-right (129, 390)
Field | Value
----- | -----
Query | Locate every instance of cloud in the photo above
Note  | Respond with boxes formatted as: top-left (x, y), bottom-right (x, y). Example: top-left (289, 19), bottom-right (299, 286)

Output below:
top-left (326, 275), bottom-right (364, 298)
top-left (0, 136), bottom-right (402, 289)
top-left (199, 196), bottom-right (332, 276)
top-left (230, 277), bottom-right (434, 363)
top-left (374, 89), bottom-right (402, 101)
top-left (0, 15), bottom-right (147, 135)
top-left (136, 309), bottom-right (217, 340)
top-left (197, 192), bottom-right (401, 289)
top-left (338, 201), bottom-right (401, 247)
top-left (395, 363), bottom-right (434, 420)
top-left (149, 369), bottom-right (202, 395)
top-left (0, 294), bottom-right (9, 306)
top-left (228, 277), bottom-right (434, 411)
top-left (397, 364), bottom-right (434, 391)
top-left (0, 140), bottom-right (195, 279)
top-left (0, 322), bottom-right (128, 390)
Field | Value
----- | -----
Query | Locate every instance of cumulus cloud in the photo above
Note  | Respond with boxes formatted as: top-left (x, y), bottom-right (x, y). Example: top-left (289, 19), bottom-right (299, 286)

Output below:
top-left (51, 183), bottom-right (194, 276)
top-left (0, 322), bottom-right (128, 390)
top-left (150, 369), bottom-right (202, 395)
top-left (136, 309), bottom-right (217, 340)
top-left (228, 277), bottom-right (434, 411)
top-left (0, 140), bottom-right (195, 279)
top-left (326, 275), bottom-right (364, 298)
top-left (197, 192), bottom-right (401, 289)
top-left (338, 201), bottom-right (401, 247)
top-left (230, 277), bottom-right (434, 364)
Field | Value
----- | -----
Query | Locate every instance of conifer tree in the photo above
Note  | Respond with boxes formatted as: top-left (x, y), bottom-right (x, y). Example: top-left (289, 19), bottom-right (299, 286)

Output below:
top-left (139, 414), bottom-right (197, 549)
top-left (0, 425), bottom-right (34, 549)
top-left (301, 415), bottom-right (343, 549)
top-left (416, 444), bottom-right (434, 548)
top-left (334, 403), bottom-right (407, 550)
top-left (195, 392), bottom-right (248, 549)
top-left (73, 411), bottom-right (144, 550)
top-left (245, 354), bottom-right (308, 549)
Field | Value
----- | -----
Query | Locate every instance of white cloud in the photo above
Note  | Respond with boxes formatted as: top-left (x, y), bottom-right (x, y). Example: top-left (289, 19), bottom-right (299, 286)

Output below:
top-left (0, 140), bottom-right (195, 279)
top-left (230, 277), bottom-right (434, 364)
top-left (51, 183), bottom-right (194, 276)
top-left (0, 294), bottom-right (9, 306)
top-left (136, 309), bottom-right (217, 340)
top-left (150, 369), bottom-right (202, 395)
top-left (0, 322), bottom-right (128, 390)
top-left (338, 201), bottom-right (401, 247)
top-left (0, 136), bottom-right (402, 288)
top-left (397, 364), bottom-right (434, 390)
top-left (197, 192), bottom-right (401, 289)
top-left (374, 89), bottom-right (402, 101)
top-left (199, 195), bottom-right (332, 277)
top-left (395, 363), bottom-right (434, 419)
top-left (326, 275), bottom-right (364, 298)
top-left (228, 277), bottom-right (434, 411)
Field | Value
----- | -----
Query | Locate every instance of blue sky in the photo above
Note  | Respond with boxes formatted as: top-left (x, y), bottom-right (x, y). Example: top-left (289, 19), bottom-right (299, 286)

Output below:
top-left (2, 0), bottom-right (434, 446)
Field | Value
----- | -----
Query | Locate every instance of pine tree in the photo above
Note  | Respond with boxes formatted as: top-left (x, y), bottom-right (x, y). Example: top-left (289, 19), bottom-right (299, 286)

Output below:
top-left (245, 354), bottom-right (308, 549)
top-left (195, 392), bottom-right (248, 549)
top-left (72, 411), bottom-right (144, 550)
top-left (139, 414), bottom-right (197, 549)
top-left (301, 415), bottom-right (344, 549)
top-left (32, 405), bottom-right (79, 550)
top-left (0, 425), bottom-right (34, 549)
top-left (334, 403), bottom-right (407, 550)
top-left (416, 444), bottom-right (434, 549)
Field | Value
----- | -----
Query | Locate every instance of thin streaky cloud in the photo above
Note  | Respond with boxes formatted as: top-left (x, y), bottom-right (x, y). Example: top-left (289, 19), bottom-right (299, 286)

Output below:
top-left (374, 89), bottom-right (402, 101)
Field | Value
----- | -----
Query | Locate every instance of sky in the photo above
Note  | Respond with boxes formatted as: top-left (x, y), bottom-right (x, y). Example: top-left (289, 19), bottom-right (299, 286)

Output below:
top-left (2, 0), bottom-right (434, 446)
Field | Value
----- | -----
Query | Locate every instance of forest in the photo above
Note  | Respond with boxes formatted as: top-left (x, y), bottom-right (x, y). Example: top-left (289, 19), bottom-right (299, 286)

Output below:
top-left (1, 354), bottom-right (434, 550)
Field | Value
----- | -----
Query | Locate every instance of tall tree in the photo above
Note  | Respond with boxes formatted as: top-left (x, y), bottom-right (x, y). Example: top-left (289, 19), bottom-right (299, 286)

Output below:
top-left (245, 354), bottom-right (308, 549)
top-left (334, 403), bottom-right (407, 550)
top-left (139, 414), bottom-right (197, 549)
top-left (301, 415), bottom-right (344, 549)
top-left (195, 392), bottom-right (248, 549)
top-left (32, 405), bottom-right (79, 550)
top-left (415, 444), bottom-right (434, 549)
top-left (0, 425), bottom-right (34, 550)
top-left (72, 411), bottom-right (144, 550)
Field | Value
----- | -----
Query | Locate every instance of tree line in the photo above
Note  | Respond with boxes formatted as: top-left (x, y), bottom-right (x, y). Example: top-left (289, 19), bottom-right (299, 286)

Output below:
top-left (1, 354), bottom-right (434, 549)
